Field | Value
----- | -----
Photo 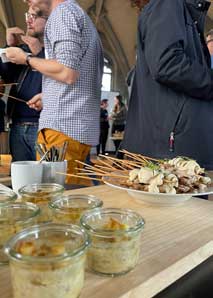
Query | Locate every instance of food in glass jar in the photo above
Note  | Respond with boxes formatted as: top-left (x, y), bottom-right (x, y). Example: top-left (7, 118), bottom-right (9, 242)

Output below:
top-left (49, 194), bottom-right (103, 225)
top-left (81, 208), bottom-right (145, 276)
top-left (4, 223), bottom-right (90, 298)
top-left (0, 190), bottom-right (17, 207)
top-left (19, 184), bottom-right (64, 222)
top-left (0, 202), bottom-right (40, 264)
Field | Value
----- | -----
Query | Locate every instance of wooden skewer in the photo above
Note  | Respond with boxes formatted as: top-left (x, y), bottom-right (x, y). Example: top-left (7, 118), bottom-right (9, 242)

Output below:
top-left (121, 159), bottom-right (142, 168)
top-left (120, 150), bottom-right (147, 164)
top-left (87, 166), bottom-right (107, 174)
top-left (77, 172), bottom-right (129, 178)
top-left (120, 149), bottom-right (163, 163)
top-left (84, 165), bottom-right (106, 172)
top-left (99, 154), bottom-right (129, 171)
top-left (92, 164), bottom-right (117, 172)
top-left (94, 164), bottom-right (117, 172)
top-left (75, 167), bottom-right (106, 175)
top-left (75, 160), bottom-right (105, 173)
top-left (98, 155), bottom-right (131, 171)
top-left (0, 83), bottom-right (19, 87)
top-left (96, 154), bottom-right (140, 170)
top-left (75, 167), bottom-right (97, 174)
top-left (120, 149), bottom-right (146, 163)
top-left (96, 158), bottom-right (118, 171)
top-left (55, 172), bottom-right (103, 182)
top-left (0, 92), bottom-right (26, 103)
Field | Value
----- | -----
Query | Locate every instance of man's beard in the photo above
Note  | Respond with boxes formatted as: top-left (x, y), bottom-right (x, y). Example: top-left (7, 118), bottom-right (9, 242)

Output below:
top-left (27, 29), bottom-right (44, 39)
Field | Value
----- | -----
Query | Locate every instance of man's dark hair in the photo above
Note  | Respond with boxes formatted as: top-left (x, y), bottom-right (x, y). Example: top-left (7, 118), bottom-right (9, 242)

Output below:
top-left (206, 29), bottom-right (213, 44)
top-left (101, 99), bottom-right (108, 104)
top-left (206, 29), bottom-right (213, 38)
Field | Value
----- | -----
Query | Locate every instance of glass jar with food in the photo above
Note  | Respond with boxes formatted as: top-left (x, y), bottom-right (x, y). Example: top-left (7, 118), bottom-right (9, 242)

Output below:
top-left (0, 202), bottom-right (40, 265)
top-left (4, 223), bottom-right (90, 298)
top-left (0, 189), bottom-right (17, 207)
top-left (19, 183), bottom-right (64, 222)
top-left (81, 208), bottom-right (145, 276)
top-left (49, 194), bottom-right (103, 225)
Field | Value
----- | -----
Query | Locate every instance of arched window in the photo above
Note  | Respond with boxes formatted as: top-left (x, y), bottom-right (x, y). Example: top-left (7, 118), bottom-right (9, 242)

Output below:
top-left (102, 57), bottom-right (112, 91)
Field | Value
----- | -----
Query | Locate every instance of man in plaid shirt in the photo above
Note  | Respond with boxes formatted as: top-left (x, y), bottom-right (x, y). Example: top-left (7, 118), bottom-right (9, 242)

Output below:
top-left (7, 0), bottom-right (104, 184)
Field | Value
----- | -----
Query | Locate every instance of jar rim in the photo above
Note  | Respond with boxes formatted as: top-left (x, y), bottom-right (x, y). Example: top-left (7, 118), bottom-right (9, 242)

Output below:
top-left (4, 223), bottom-right (90, 263)
top-left (49, 194), bottom-right (103, 211)
top-left (0, 189), bottom-right (17, 205)
top-left (80, 208), bottom-right (145, 235)
top-left (0, 202), bottom-right (40, 223)
top-left (18, 183), bottom-right (64, 196)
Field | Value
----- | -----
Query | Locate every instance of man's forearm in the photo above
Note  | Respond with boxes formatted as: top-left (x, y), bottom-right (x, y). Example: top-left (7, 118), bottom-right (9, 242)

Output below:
top-left (5, 47), bottom-right (79, 84)
top-left (29, 57), bottom-right (79, 84)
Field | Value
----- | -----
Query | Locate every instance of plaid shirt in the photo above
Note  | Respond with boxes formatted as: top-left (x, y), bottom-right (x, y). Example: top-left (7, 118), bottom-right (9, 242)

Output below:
top-left (39, 0), bottom-right (103, 146)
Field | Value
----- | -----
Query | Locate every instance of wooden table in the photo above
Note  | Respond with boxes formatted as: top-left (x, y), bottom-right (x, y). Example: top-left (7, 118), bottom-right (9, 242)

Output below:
top-left (2, 185), bottom-right (213, 298)
top-left (0, 155), bottom-right (11, 186)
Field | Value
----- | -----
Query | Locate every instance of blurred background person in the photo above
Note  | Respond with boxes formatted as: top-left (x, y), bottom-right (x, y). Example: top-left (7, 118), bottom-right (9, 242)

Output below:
top-left (96, 99), bottom-right (109, 156)
top-left (110, 95), bottom-right (127, 153)
top-left (0, 78), bottom-right (5, 134)
top-left (206, 29), bottom-right (213, 68)
top-left (126, 65), bottom-right (135, 107)
top-left (0, 98), bottom-right (5, 134)
top-left (0, 5), bottom-right (46, 161)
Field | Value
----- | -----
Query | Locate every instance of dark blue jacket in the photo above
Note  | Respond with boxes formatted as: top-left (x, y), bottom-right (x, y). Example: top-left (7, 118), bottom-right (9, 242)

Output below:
top-left (122, 0), bottom-right (213, 169)
top-left (0, 45), bottom-right (44, 123)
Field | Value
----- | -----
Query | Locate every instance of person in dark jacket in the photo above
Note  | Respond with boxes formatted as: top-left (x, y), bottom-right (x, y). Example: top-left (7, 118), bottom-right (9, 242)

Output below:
top-left (0, 6), bottom-right (46, 161)
top-left (122, 0), bottom-right (213, 170)
top-left (0, 80), bottom-right (5, 133)
top-left (97, 99), bottom-right (109, 156)
top-left (110, 95), bottom-right (127, 153)
top-left (0, 99), bottom-right (5, 133)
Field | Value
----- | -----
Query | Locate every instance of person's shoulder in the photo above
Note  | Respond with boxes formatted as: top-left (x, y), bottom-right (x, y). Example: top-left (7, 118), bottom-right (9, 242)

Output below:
top-left (143, 0), bottom-right (183, 14)
top-left (55, 0), bottom-right (85, 17)
top-left (50, 0), bottom-right (85, 27)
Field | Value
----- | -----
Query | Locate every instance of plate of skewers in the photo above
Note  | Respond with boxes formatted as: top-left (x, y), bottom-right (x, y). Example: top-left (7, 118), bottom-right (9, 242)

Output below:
top-left (61, 150), bottom-right (213, 206)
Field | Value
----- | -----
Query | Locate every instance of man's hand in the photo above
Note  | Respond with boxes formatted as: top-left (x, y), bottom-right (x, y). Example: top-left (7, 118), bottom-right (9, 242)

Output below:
top-left (27, 93), bottom-right (43, 111)
top-left (6, 27), bottom-right (25, 46)
top-left (5, 47), bottom-right (28, 65)
top-left (21, 35), bottom-right (42, 55)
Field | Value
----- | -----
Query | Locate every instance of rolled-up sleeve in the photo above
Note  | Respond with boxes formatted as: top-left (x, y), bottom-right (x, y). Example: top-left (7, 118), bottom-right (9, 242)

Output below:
top-left (49, 7), bottom-right (83, 70)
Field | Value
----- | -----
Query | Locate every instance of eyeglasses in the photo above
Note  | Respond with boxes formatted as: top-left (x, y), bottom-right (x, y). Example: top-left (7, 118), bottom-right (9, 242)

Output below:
top-left (25, 12), bottom-right (47, 22)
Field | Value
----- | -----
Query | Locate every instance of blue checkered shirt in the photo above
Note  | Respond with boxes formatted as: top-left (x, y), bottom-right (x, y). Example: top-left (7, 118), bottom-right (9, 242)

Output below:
top-left (39, 0), bottom-right (104, 146)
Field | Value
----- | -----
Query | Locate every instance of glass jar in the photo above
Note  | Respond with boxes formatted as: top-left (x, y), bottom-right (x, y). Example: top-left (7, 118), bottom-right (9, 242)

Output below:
top-left (81, 208), bottom-right (145, 276)
top-left (49, 194), bottom-right (103, 225)
top-left (0, 202), bottom-right (40, 265)
top-left (0, 189), bottom-right (17, 207)
top-left (4, 223), bottom-right (90, 298)
top-left (19, 183), bottom-right (64, 222)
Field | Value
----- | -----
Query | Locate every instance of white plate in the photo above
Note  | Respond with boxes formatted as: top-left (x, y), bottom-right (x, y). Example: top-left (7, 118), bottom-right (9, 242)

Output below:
top-left (103, 176), bottom-right (213, 206)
